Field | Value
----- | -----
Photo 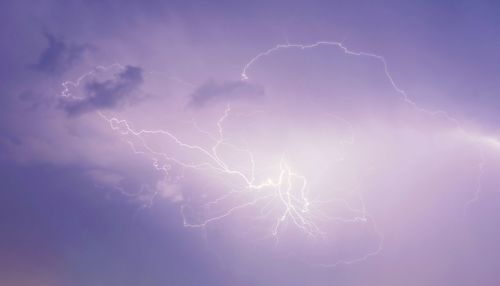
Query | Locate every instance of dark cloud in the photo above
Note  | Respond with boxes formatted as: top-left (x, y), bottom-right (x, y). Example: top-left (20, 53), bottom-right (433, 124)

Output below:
top-left (62, 65), bottom-right (144, 116)
top-left (30, 32), bottom-right (89, 74)
top-left (189, 80), bottom-right (264, 107)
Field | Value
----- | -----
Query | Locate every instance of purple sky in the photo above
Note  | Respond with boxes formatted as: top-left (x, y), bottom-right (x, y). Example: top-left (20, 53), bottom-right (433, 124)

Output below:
top-left (1, 1), bottom-right (500, 285)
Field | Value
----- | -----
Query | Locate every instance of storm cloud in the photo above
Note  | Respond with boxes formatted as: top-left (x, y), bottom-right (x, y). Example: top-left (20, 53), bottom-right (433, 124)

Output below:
top-left (61, 65), bottom-right (144, 116)
top-left (2, 1), bottom-right (500, 286)
top-left (30, 32), bottom-right (90, 75)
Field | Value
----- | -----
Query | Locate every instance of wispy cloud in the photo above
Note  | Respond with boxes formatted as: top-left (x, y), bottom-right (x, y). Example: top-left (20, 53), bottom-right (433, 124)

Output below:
top-left (189, 79), bottom-right (264, 107)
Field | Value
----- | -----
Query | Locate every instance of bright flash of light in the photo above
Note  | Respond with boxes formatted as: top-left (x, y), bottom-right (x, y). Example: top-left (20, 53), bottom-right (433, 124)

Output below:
top-left (60, 41), bottom-right (500, 267)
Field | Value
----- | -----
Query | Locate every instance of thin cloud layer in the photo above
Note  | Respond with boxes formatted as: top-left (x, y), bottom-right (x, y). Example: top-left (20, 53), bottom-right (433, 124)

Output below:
top-left (189, 79), bottom-right (264, 107)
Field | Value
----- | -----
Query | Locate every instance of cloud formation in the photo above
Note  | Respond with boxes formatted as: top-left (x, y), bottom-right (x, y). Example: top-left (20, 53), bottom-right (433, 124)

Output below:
top-left (61, 65), bottom-right (144, 116)
top-left (30, 32), bottom-right (89, 74)
top-left (189, 79), bottom-right (264, 107)
top-left (2, 1), bottom-right (500, 285)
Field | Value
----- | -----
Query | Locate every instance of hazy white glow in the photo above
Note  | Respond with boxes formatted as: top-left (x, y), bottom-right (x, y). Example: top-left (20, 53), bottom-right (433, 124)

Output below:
top-left (59, 41), bottom-right (500, 267)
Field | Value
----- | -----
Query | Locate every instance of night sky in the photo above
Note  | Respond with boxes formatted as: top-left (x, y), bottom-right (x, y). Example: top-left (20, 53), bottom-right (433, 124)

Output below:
top-left (1, 1), bottom-right (500, 285)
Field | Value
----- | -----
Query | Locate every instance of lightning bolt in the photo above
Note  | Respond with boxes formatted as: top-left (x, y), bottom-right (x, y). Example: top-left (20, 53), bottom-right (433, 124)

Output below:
top-left (98, 105), bottom-right (363, 238)
top-left (241, 40), bottom-right (500, 203)
top-left (241, 41), bottom-right (462, 126)
top-left (60, 40), bottom-right (499, 268)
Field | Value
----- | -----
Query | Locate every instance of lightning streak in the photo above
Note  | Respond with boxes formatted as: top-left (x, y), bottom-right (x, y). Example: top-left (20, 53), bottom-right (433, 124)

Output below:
top-left (98, 105), bottom-right (362, 239)
top-left (241, 41), bottom-right (462, 126)
top-left (242, 41), bottom-right (500, 206)
top-left (61, 40), bottom-right (499, 268)
top-left (61, 63), bottom-right (124, 99)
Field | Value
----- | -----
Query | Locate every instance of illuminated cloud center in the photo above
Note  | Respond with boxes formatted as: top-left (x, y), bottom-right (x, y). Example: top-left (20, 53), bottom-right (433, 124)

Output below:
top-left (61, 42), bottom-right (495, 266)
